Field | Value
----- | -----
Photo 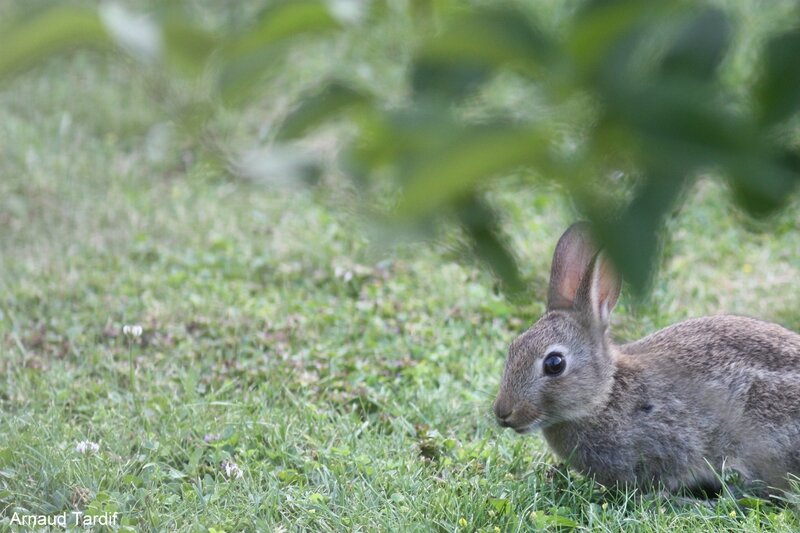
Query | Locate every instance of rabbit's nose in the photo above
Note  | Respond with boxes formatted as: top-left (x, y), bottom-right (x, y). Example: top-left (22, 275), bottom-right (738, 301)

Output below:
top-left (493, 401), bottom-right (514, 425)
top-left (495, 407), bottom-right (512, 420)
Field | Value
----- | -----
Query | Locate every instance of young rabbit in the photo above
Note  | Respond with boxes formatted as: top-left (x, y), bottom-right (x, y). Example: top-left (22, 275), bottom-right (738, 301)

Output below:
top-left (493, 222), bottom-right (800, 494)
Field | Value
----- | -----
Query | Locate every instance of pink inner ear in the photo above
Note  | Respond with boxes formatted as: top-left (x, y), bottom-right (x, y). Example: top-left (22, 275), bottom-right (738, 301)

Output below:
top-left (560, 264), bottom-right (587, 304)
top-left (548, 223), bottom-right (598, 310)
top-left (591, 254), bottom-right (620, 321)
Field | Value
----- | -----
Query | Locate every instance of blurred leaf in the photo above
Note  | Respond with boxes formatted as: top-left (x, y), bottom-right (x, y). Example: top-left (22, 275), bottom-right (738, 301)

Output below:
top-left (413, 6), bottom-right (554, 98)
top-left (570, 0), bottom-right (669, 74)
top-left (727, 149), bottom-right (800, 216)
top-left (457, 196), bottom-right (524, 294)
top-left (149, 0), bottom-right (220, 73)
top-left (226, 0), bottom-right (339, 55)
top-left (218, 0), bottom-right (340, 103)
top-left (411, 60), bottom-right (492, 101)
top-left (410, 7), bottom-right (556, 100)
top-left (756, 28), bottom-right (800, 126)
top-left (163, 22), bottom-right (219, 75)
top-left (601, 75), bottom-right (799, 218)
top-left (592, 168), bottom-right (689, 294)
top-left (4, 0), bottom-right (799, 300)
top-left (600, 78), bottom-right (748, 163)
top-left (276, 82), bottom-right (374, 141)
top-left (0, 6), bottom-right (110, 79)
top-left (340, 111), bottom-right (462, 188)
top-left (396, 124), bottom-right (549, 217)
top-left (408, 0), bottom-right (458, 20)
top-left (218, 52), bottom-right (283, 105)
top-left (659, 8), bottom-right (730, 80)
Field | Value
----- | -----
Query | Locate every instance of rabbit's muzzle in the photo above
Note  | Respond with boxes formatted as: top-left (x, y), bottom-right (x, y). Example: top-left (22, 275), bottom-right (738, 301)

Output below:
top-left (494, 396), bottom-right (540, 434)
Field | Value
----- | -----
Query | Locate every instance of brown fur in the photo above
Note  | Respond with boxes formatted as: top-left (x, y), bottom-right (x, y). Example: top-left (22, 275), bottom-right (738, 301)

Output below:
top-left (494, 223), bottom-right (800, 494)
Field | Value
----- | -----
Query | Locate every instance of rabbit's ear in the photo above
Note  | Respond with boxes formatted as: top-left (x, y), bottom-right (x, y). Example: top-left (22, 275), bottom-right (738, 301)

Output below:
top-left (577, 251), bottom-right (621, 325)
top-left (547, 222), bottom-right (598, 310)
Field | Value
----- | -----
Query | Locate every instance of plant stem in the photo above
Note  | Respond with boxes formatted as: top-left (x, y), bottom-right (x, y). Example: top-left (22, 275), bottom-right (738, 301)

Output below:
top-left (129, 342), bottom-right (136, 396)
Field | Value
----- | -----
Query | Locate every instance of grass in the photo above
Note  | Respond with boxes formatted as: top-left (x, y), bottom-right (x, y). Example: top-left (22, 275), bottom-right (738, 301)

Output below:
top-left (1, 1), bottom-right (800, 532)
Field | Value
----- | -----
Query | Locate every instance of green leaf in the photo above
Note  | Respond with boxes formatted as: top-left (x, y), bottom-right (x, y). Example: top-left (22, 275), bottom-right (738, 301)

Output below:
top-left (457, 196), bottom-right (524, 294)
top-left (396, 124), bottom-right (549, 217)
top-left (0, 7), bottom-right (110, 80)
top-left (600, 76), bottom-right (799, 219)
top-left (163, 22), bottom-right (219, 75)
top-left (726, 149), bottom-right (800, 216)
top-left (570, 0), bottom-right (670, 74)
top-left (408, 0), bottom-right (459, 21)
top-left (277, 468), bottom-right (301, 483)
top-left (488, 497), bottom-right (512, 515)
top-left (592, 167), bottom-right (689, 295)
top-left (276, 82), bottom-right (374, 140)
top-left (226, 0), bottom-right (339, 55)
top-left (420, 7), bottom-right (552, 69)
top-left (600, 78), bottom-right (749, 163)
top-left (737, 496), bottom-right (768, 509)
top-left (411, 60), bottom-right (492, 101)
top-left (756, 28), bottom-right (800, 125)
top-left (424, 7), bottom-right (552, 68)
top-left (532, 511), bottom-right (580, 529)
top-left (218, 0), bottom-right (340, 103)
top-left (340, 108), bottom-right (472, 189)
top-left (659, 8), bottom-right (730, 80)
top-left (411, 7), bottom-right (554, 98)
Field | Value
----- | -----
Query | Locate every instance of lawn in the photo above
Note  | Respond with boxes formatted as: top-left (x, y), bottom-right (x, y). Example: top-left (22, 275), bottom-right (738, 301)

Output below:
top-left (1, 1), bottom-right (799, 532)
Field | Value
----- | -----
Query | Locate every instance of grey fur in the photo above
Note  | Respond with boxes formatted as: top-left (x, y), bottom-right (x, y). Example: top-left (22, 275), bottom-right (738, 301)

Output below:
top-left (494, 223), bottom-right (800, 494)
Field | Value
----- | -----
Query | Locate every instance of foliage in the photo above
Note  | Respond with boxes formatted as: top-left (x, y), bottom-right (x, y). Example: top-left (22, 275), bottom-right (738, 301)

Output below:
top-left (1, 0), bottom-right (799, 294)
top-left (280, 0), bottom-right (800, 293)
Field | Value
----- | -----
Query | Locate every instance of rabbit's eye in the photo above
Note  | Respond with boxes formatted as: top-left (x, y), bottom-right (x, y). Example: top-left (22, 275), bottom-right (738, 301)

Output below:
top-left (543, 352), bottom-right (566, 376)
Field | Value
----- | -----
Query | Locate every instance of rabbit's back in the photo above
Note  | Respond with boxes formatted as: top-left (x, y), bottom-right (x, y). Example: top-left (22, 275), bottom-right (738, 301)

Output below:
top-left (618, 315), bottom-right (800, 489)
top-left (620, 315), bottom-right (800, 373)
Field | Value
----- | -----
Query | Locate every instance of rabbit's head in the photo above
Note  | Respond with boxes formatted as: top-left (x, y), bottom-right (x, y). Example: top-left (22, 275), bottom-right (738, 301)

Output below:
top-left (494, 223), bottom-right (621, 432)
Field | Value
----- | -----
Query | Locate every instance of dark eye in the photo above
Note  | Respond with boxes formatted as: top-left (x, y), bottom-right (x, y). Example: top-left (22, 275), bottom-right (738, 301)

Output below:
top-left (543, 352), bottom-right (566, 376)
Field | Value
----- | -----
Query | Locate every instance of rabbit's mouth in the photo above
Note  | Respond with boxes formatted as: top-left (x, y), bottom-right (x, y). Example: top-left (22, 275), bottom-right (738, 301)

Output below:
top-left (512, 421), bottom-right (542, 434)
top-left (495, 402), bottom-right (544, 433)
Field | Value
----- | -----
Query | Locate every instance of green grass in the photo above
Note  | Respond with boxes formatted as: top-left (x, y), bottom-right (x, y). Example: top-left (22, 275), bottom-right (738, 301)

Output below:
top-left (1, 2), bottom-right (800, 532)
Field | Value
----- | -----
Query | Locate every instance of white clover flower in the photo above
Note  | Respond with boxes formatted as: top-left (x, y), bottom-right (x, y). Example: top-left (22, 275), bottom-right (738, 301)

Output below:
top-left (122, 324), bottom-right (143, 338)
top-left (334, 266), bottom-right (353, 282)
top-left (75, 441), bottom-right (100, 454)
top-left (222, 460), bottom-right (244, 479)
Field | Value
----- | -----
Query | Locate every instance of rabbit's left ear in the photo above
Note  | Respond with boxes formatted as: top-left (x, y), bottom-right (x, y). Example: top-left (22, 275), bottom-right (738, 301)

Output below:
top-left (577, 251), bottom-right (621, 326)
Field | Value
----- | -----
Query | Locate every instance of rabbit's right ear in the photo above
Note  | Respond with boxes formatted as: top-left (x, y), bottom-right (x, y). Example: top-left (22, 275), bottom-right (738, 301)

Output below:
top-left (547, 222), bottom-right (599, 310)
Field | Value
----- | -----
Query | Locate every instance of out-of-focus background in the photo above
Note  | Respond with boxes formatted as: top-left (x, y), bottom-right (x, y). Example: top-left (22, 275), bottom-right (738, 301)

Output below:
top-left (0, 1), bottom-right (798, 531)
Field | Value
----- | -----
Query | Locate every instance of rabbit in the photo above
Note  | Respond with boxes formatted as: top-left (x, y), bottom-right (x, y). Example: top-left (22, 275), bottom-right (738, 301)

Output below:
top-left (493, 222), bottom-right (800, 494)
